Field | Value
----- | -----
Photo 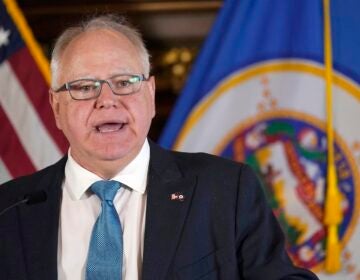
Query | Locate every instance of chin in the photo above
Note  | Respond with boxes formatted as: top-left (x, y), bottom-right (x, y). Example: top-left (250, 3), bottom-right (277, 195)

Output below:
top-left (95, 145), bottom-right (138, 162)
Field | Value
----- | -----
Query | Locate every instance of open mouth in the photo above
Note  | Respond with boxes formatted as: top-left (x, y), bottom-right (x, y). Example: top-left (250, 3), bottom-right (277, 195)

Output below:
top-left (95, 123), bottom-right (126, 133)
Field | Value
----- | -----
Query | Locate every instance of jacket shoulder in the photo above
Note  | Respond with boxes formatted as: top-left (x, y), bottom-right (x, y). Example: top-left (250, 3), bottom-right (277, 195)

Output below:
top-left (172, 149), bottom-right (253, 176)
top-left (150, 141), bottom-right (256, 180)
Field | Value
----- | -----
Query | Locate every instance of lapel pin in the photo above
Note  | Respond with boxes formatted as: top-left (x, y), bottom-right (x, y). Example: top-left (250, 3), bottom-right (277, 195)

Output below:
top-left (170, 192), bottom-right (185, 202)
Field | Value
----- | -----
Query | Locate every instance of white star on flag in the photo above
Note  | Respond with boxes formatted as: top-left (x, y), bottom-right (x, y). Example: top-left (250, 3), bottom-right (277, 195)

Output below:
top-left (0, 26), bottom-right (11, 47)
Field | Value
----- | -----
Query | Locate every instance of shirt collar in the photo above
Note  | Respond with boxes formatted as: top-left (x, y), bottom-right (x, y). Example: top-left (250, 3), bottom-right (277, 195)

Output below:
top-left (64, 139), bottom-right (150, 200)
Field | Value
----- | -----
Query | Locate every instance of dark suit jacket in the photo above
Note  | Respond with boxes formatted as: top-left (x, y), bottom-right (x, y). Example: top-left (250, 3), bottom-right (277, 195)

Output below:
top-left (0, 141), bottom-right (318, 280)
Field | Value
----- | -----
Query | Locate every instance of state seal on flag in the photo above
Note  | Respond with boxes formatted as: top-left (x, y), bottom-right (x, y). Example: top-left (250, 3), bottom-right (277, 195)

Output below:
top-left (218, 113), bottom-right (358, 271)
top-left (174, 59), bottom-right (360, 273)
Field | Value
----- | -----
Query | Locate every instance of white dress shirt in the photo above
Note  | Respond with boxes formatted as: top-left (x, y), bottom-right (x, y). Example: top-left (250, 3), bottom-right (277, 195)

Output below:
top-left (58, 140), bottom-right (149, 280)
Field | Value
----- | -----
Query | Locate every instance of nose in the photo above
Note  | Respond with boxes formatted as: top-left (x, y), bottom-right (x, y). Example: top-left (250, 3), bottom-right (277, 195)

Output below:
top-left (95, 81), bottom-right (118, 109)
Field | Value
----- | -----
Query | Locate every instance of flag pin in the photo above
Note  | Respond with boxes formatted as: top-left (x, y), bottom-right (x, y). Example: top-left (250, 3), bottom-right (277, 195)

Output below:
top-left (170, 192), bottom-right (185, 202)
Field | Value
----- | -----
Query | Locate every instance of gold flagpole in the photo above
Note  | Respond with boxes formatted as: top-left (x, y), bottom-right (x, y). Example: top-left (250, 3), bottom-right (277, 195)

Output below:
top-left (4, 0), bottom-right (51, 84)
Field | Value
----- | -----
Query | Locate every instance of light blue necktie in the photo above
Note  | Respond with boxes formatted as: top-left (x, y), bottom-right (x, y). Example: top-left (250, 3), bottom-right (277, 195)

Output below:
top-left (86, 180), bottom-right (123, 280)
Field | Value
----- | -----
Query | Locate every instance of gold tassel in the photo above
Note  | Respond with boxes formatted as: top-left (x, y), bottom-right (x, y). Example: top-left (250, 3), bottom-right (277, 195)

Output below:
top-left (324, 163), bottom-right (342, 273)
top-left (324, 226), bottom-right (341, 273)
top-left (324, 165), bottom-right (342, 225)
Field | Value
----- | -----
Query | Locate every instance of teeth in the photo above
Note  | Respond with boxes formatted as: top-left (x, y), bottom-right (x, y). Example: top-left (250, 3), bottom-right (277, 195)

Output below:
top-left (96, 123), bottom-right (124, 133)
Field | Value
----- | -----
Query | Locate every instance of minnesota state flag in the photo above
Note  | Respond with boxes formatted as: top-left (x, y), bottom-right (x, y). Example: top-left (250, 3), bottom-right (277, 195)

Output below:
top-left (160, 0), bottom-right (360, 278)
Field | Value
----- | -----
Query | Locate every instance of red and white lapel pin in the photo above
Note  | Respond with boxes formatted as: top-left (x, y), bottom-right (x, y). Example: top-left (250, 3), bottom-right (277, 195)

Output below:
top-left (170, 192), bottom-right (185, 202)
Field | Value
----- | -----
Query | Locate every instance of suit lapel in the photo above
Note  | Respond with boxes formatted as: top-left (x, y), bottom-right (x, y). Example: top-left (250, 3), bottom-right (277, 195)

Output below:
top-left (18, 157), bottom-right (66, 279)
top-left (142, 142), bottom-right (196, 280)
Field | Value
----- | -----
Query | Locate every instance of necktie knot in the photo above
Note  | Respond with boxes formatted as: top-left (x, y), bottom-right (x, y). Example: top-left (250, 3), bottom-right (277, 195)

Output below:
top-left (91, 180), bottom-right (120, 202)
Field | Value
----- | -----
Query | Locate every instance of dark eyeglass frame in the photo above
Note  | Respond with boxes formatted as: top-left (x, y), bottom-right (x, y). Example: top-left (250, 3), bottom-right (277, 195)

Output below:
top-left (53, 74), bottom-right (149, 100)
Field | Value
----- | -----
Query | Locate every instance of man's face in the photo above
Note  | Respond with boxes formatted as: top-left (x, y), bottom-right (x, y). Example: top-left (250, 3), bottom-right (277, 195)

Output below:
top-left (50, 29), bottom-right (155, 177)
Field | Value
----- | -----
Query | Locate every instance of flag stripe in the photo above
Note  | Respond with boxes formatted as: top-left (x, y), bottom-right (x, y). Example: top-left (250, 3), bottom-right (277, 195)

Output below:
top-left (0, 158), bottom-right (12, 184)
top-left (1, 1), bottom-right (65, 183)
top-left (0, 105), bottom-right (36, 178)
top-left (8, 47), bottom-right (68, 153)
top-left (0, 61), bottom-right (62, 169)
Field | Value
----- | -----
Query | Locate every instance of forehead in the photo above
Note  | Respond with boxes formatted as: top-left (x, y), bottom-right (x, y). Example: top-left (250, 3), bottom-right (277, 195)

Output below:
top-left (58, 29), bottom-right (143, 80)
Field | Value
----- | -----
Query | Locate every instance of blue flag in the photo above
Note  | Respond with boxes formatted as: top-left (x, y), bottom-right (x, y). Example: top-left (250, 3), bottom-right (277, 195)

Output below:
top-left (159, 0), bottom-right (360, 278)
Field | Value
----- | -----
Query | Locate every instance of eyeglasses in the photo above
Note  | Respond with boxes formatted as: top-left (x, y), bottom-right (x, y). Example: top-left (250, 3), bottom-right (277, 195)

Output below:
top-left (53, 74), bottom-right (149, 100)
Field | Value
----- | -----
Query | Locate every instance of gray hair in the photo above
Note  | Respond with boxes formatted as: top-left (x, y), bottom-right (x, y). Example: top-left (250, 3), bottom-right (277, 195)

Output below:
top-left (50, 14), bottom-right (151, 88)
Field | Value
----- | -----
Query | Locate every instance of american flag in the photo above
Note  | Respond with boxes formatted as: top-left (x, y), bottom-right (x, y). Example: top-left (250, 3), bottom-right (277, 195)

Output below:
top-left (0, 0), bottom-right (68, 184)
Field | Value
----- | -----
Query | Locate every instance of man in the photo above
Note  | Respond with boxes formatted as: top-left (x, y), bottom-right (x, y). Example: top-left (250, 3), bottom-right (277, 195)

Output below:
top-left (0, 15), bottom-right (318, 280)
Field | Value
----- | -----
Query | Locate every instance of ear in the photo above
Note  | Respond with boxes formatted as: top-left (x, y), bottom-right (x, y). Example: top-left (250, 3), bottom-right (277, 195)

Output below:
top-left (147, 76), bottom-right (156, 118)
top-left (49, 89), bottom-right (62, 130)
